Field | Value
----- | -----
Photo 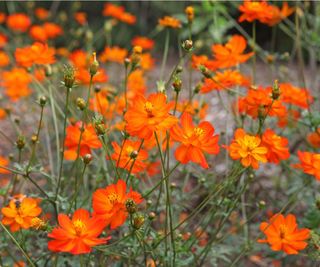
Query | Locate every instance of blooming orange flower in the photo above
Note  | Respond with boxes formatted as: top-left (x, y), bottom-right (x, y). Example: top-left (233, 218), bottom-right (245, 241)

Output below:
top-left (29, 25), bottom-right (47, 42)
top-left (0, 50), bottom-right (10, 67)
top-left (293, 151), bottom-right (320, 180)
top-left (191, 54), bottom-right (209, 69)
top-left (93, 179), bottom-right (143, 229)
top-left (131, 36), bottom-right (155, 51)
top-left (307, 129), bottom-right (320, 148)
top-left (211, 35), bottom-right (254, 69)
top-left (74, 12), bottom-right (87, 25)
top-left (125, 93), bottom-right (178, 140)
top-left (0, 12), bottom-right (6, 24)
top-left (2, 67), bottom-right (32, 101)
top-left (238, 1), bottom-right (273, 23)
top-left (201, 69), bottom-right (250, 93)
top-left (76, 67), bottom-right (108, 85)
top-left (127, 69), bottom-right (147, 97)
top-left (35, 7), bottom-right (50, 20)
top-left (171, 113), bottom-right (219, 168)
top-left (228, 128), bottom-right (267, 169)
top-left (111, 140), bottom-right (148, 174)
top-left (69, 49), bottom-right (88, 68)
top-left (265, 2), bottom-right (295, 26)
top-left (237, 87), bottom-right (286, 119)
top-left (48, 209), bottom-right (110, 254)
top-left (64, 122), bottom-right (102, 160)
top-left (140, 53), bottom-right (155, 71)
top-left (0, 156), bottom-right (10, 174)
top-left (15, 42), bottom-right (55, 67)
top-left (6, 13), bottom-right (31, 32)
top-left (102, 3), bottom-right (136, 24)
top-left (0, 108), bottom-right (6, 120)
top-left (1, 197), bottom-right (42, 232)
top-left (158, 16), bottom-right (181, 28)
top-left (277, 109), bottom-right (300, 128)
top-left (99, 46), bottom-right (128, 64)
top-left (279, 83), bottom-right (313, 109)
top-left (258, 213), bottom-right (310, 254)
top-left (261, 129), bottom-right (290, 164)
top-left (0, 33), bottom-right (8, 48)
top-left (30, 23), bottom-right (63, 42)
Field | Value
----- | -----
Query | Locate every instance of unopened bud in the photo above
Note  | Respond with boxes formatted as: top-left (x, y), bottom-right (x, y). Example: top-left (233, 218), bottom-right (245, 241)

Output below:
top-left (194, 83), bottom-right (202, 94)
top-left (94, 85), bottom-right (101, 93)
top-left (258, 200), bottom-right (266, 209)
top-left (39, 96), bottom-right (47, 107)
top-left (272, 79), bottom-right (280, 100)
top-left (76, 97), bottom-right (86, 110)
top-left (124, 58), bottom-right (131, 68)
top-left (170, 182), bottom-right (177, 189)
top-left (90, 52), bottom-right (99, 76)
top-left (182, 39), bottom-right (193, 51)
top-left (125, 198), bottom-right (137, 214)
top-left (130, 150), bottom-right (138, 159)
top-left (16, 136), bottom-right (26, 150)
top-left (95, 123), bottom-right (105, 136)
top-left (63, 65), bottom-right (75, 89)
top-left (133, 214), bottom-right (145, 229)
top-left (31, 217), bottom-right (47, 231)
top-left (31, 135), bottom-right (38, 144)
top-left (176, 66), bottom-right (183, 74)
top-left (83, 154), bottom-right (93, 164)
top-left (199, 65), bottom-right (211, 79)
top-left (148, 212), bottom-right (156, 220)
top-left (45, 65), bottom-right (52, 77)
top-left (172, 78), bottom-right (182, 92)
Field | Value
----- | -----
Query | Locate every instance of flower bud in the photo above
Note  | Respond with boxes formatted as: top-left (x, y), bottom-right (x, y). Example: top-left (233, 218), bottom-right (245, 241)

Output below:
top-left (94, 85), bottom-right (101, 93)
top-left (63, 65), bottom-right (75, 89)
top-left (76, 97), bottom-right (86, 110)
top-left (185, 6), bottom-right (194, 23)
top-left (170, 182), bottom-right (177, 189)
top-left (31, 217), bottom-right (47, 231)
top-left (125, 198), bottom-right (137, 214)
top-left (31, 134), bottom-right (38, 144)
top-left (182, 39), bottom-right (193, 51)
top-left (194, 83), bottom-right (202, 94)
top-left (39, 96), bottom-right (47, 107)
top-left (258, 200), bottom-right (266, 210)
top-left (133, 214), bottom-right (145, 229)
top-left (199, 65), bottom-right (211, 79)
top-left (130, 150), bottom-right (138, 159)
top-left (16, 136), bottom-right (26, 150)
top-left (148, 212), bottom-right (156, 220)
top-left (124, 58), bottom-right (131, 68)
top-left (172, 78), bottom-right (182, 93)
top-left (176, 66), bottom-right (183, 74)
top-left (83, 154), bottom-right (93, 165)
top-left (271, 79), bottom-right (280, 100)
top-left (95, 123), bottom-right (105, 136)
top-left (90, 52), bottom-right (99, 76)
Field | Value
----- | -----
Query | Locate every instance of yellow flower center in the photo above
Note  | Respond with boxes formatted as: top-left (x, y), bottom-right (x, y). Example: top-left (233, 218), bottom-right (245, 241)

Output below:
top-left (279, 224), bottom-right (287, 239)
top-left (144, 101), bottom-right (154, 117)
top-left (108, 193), bottom-right (120, 204)
top-left (73, 219), bottom-right (86, 235)
top-left (126, 146), bottom-right (134, 156)
top-left (193, 127), bottom-right (204, 137)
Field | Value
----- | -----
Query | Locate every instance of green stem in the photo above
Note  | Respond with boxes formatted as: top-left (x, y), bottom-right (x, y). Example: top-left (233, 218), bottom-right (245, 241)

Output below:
top-left (160, 30), bottom-right (170, 81)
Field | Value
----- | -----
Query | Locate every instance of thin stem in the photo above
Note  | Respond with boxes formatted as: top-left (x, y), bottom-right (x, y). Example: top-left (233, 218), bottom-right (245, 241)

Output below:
top-left (160, 30), bottom-right (170, 81)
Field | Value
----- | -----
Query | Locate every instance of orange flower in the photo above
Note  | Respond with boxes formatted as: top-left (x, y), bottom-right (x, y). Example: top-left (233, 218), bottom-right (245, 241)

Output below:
top-left (0, 33), bottom-right (8, 48)
top-left (2, 67), bottom-right (32, 101)
top-left (43, 22), bottom-right (63, 39)
top-left (89, 89), bottom-right (114, 119)
top-left (158, 16), bottom-right (181, 28)
top-left (127, 69), bottom-right (147, 96)
top-left (35, 7), bottom-right (50, 20)
top-left (277, 109), bottom-right (300, 128)
top-left (265, 2), bottom-right (295, 26)
top-left (64, 122), bottom-right (102, 160)
top-left (48, 209), bottom-right (110, 255)
top-left (211, 35), bottom-right (254, 68)
top-left (131, 36), bottom-right (155, 50)
top-left (92, 179), bottom-right (143, 229)
top-left (69, 49), bottom-right (88, 68)
top-left (0, 108), bottom-right (6, 120)
top-left (0, 12), bottom-right (6, 24)
top-left (6, 13), bottom-right (31, 32)
top-left (102, 3), bottom-right (136, 24)
top-left (191, 54), bottom-right (209, 69)
top-left (0, 50), bottom-right (10, 67)
top-left (29, 25), bottom-right (47, 42)
top-left (237, 87), bottom-right (286, 119)
top-left (15, 42), bottom-right (55, 67)
top-left (201, 69), bottom-right (250, 93)
top-left (111, 140), bottom-right (148, 174)
top-left (1, 197), bottom-right (42, 232)
top-left (307, 129), bottom-right (320, 148)
top-left (261, 129), bottom-right (290, 164)
top-left (171, 113), bottom-right (219, 168)
top-left (99, 46), bottom-right (128, 64)
top-left (228, 128), bottom-right (267, 169)
top-left (293, 151), bottom-right (320, 180)
top-left (140, 53), bottom-right (155, 71)
top-left (124, 93), bottom-right (178, 140)
top-left (75, 67), bottom-right (108, 85)
top-left (74, 12), bottom-right (87, 25)
top-left (0, 156), bottom-right (10, 174)
top-left (280, 83), bottom-right (313, 109)
top-left (258, 213), bottom-right (310, 254)
top-left (238, 1), bottom-right (273, 23)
